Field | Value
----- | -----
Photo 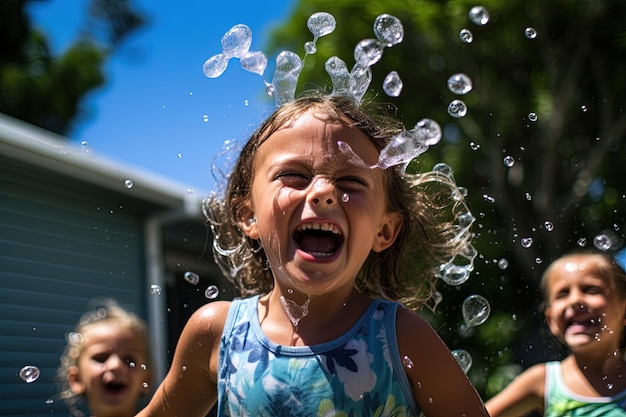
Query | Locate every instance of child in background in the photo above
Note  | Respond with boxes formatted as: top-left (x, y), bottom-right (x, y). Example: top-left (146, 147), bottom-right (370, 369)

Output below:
top-left (486, 251), bottom-right (626, 416)
top-left (57, 299), bottom-right (153, 417)
top-left (137, 93), bottom-right (488, 416)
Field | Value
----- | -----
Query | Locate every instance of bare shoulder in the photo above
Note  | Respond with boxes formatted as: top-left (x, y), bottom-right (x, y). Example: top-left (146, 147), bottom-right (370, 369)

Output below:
top-left (394, 306), bottom-right (489, 417)
top-left (186, 300), bottom-right (232, 335)
top-left (485, 362), bottom-right (546, 417)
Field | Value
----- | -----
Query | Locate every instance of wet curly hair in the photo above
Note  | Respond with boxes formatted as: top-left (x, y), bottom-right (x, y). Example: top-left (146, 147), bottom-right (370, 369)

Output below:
top-left (204, 92), bottom-right (473, 310)
top-left (56, 299), bottom-right (151, 416)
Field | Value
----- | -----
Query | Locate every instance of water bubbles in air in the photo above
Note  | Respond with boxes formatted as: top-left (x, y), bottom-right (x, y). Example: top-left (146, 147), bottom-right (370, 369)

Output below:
top-left (462, 294), bottom-right (491, 327)
top-left (19, 365), bottom-right (40, 383)
top-left (205, 285), bottom-right (220, 299)
top-left (373, 14), bottom-right (404, 47)
top-left (451, 349), bottom-right (472, 374)
top-left (403, 355), bottom-right (414, 369)
top-left (524, 27), bottom-right (538, 39)
top-left (459, 29), bottom-right (473, 43)
top-left (149, 284), bottom-right (162, 295)
top-left (272, 50), bottom-right (304, 106)
top-left (544, 221), bottom-right (554, 232)
top-left (593, 233), bottom-right (612, 251)
top-left (374, 119), bottom-right (441, 170)
top-left (469, 6), bottom-right (490, 26)
top-left (383, 71), bottom-right (403, 97)
top-left (354, 38), bottom-right (384, 67)
top-left (577, 237), bottom-right (587, 247)
top-left (184, 271), bottom-right (200, 285)
top-left (447, 73), bottom-right (473, 95)
top-left (447, 100), bottom-right (468, 118)
top-left (528, 112), bottom-right (538, 122)
top-left (124, 179), bottom-right (134, 189)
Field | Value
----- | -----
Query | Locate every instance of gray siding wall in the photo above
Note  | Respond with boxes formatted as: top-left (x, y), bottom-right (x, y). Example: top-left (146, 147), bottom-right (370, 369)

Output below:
top-left (1, 157), bottom-right (149, 416)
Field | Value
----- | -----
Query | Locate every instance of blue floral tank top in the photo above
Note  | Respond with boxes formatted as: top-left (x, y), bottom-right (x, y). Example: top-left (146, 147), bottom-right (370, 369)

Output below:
top-left (217, 295), bottom-right (420, 417)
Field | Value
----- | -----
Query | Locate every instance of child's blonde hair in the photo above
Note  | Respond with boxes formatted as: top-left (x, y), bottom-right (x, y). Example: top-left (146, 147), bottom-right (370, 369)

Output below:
top-left (56, 298), bottom-right (151, 416)
top-left (204, 92), bottom-right (473, 309)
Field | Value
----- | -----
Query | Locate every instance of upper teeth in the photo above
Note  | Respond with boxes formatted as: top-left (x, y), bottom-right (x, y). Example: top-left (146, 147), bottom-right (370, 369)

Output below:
top-left (297, 222), bottom-right (340, 234)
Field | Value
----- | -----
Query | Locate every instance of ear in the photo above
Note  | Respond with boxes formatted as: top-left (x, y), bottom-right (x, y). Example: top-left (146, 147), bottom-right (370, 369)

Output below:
top-left (544, 307), bottom-right (560, 338)
top-left (67, 366), bottom-right (85, 395)
top-left (372, 211), bottom-right (402, 253)
top-left (236, 203), bottom-right (259, 240)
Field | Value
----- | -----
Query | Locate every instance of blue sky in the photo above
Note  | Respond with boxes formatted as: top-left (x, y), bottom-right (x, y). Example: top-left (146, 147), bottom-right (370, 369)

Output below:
top-left (27, 0), bottom-right (294, 192)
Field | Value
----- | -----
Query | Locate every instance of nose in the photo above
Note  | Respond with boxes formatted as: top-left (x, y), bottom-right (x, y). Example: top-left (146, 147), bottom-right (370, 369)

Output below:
top-left (307, 177), bottom-right (337, 206)
top-left (105, 354), bottom-right (125, 370)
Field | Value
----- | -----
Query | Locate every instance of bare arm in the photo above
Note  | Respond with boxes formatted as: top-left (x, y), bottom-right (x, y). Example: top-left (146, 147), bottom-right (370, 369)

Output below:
top-left (396, 307), bottom-right (489, 417)
top-left (485, 363), bottom-right (545, 417)
top-left (136, 301), bottom-right (230, 417)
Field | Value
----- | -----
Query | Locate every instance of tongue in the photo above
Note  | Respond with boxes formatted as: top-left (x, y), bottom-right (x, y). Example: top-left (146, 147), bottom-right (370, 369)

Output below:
top-left (298, 234), bottom-right (337, 254)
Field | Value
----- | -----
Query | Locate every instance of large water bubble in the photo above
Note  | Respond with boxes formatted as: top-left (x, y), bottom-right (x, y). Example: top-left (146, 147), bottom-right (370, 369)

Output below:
top-left (202, 53), bottom-right (229, 78)
top-left (462, 294), bottom-right (491, 327)
top-left (448, 100), bottom-right (468, 118)
top-left (354, 38), bottom-right (384, 67)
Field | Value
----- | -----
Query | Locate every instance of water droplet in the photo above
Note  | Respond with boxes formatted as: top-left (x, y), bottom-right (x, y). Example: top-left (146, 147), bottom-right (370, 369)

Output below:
top-left (205, 285), bottom-right (219, 299)
top-left (221, 24), bottom-right (252, 59)
top-left (354, 38), bottom-right (384, 67)
top-left (581, 105), bottom-right (588, 112)
top-left (525, 192), bottom-right (532, 201)
top-left (483, 194), bottom-right (495, 203)
top-left (124, 179), bottom-right (134, 189)
top-left (462, 294), bottom-right (491, 327)
top-left (431, 291), bottom-right (443, 310)
top-left (447, 99), bottom-right (468, 118)
top-left (544, 221), bottom-right (554, 231)
top-left (528, 112), bottom-right (537, 122)
top-left (19, 366), bottom-right (40, 383)
top-left (202, 53), bottom-right (229, 78)
top-left (451, 349), bottom-right (472, 374)
top-left (240, 51), bottom-right (268, 76)
top-left (383, 71), bottom-right (403, 97)
top-left (341, 193), bottom-right (350, 203)
top-left (459, 28), bottom-right (473, 43)
top-left (373, 14), bottom-right (404, 47)
top-left (307, 12), bottom-right (336, 38)
top-left (503, 156), bottom-right (515, 167)
top-left (470, 142), bottom-right (480, 150)
top-left (593, 233), bottom-right (612, 251)
top-left (521, 237), bottom-right (533, 248)
top-left (402, 355), bottom-right (414, 369)
top-left (497, 258), bottom-right (509, 270)
top-left (141, 364), bottom-right (147, 371)
top-left (45, 398), bottom-right (54, 404)
top-left (143, 382), bottom-right (149, 389)
top-left (149, 284), bottom-right (162, 295)
top-left (469, 6), bottom-right (490, 26)
top-left (577, 237), bottom-right (587, 247)
top-left (447, 73), bottom-right (473, 95)
top-left (535, 257), bottom-right (543, 264)
top-left (184, 271), bottom-right (200, 285)
top-left (524, 27), bottom-right (537, 39)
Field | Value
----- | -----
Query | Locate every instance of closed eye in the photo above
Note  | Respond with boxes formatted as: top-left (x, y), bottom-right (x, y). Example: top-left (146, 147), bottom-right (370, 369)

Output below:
top-left (275, 171), bottom-right (311, 189)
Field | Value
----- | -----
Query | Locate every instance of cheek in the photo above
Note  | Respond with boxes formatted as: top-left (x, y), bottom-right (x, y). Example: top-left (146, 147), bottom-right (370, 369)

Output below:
top-left (275, 188), bottom-right (299, 212)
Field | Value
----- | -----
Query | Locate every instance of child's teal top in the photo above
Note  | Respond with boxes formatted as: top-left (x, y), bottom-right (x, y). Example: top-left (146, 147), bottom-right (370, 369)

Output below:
top-left (545, 360), bottom-right (626, 416)
top-left (217, 295), bottom-right (420, 417)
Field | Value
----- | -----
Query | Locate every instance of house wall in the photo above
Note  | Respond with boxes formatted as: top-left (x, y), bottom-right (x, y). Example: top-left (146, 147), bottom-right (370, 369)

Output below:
top-left (0, 156), bottom-right (151, 416)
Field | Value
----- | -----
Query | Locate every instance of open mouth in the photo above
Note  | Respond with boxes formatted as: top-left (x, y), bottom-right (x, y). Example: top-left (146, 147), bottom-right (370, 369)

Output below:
top-left (293, 222), bottom-right (343, 258)
top-left (103, 380), bottom-right (128, 395)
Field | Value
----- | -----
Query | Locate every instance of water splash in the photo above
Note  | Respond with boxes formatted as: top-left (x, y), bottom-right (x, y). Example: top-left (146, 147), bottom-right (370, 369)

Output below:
top-left (280, 295), bottom-right (311, 328)
top-left (447, 100), bottom-right (468, 118)
top-left (459, 28), bottom-right (473, 43)
top-left (184, 271), bottom-right (200, 285)
top-left (205, 285), bottom-right (220, 299)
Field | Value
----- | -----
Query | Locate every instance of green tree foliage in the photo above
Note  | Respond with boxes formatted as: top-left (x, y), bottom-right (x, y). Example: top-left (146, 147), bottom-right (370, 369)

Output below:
top-left (0, 0), bottom-right (145, 135)
top-left (269, 0), bottom-right (626, 397)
